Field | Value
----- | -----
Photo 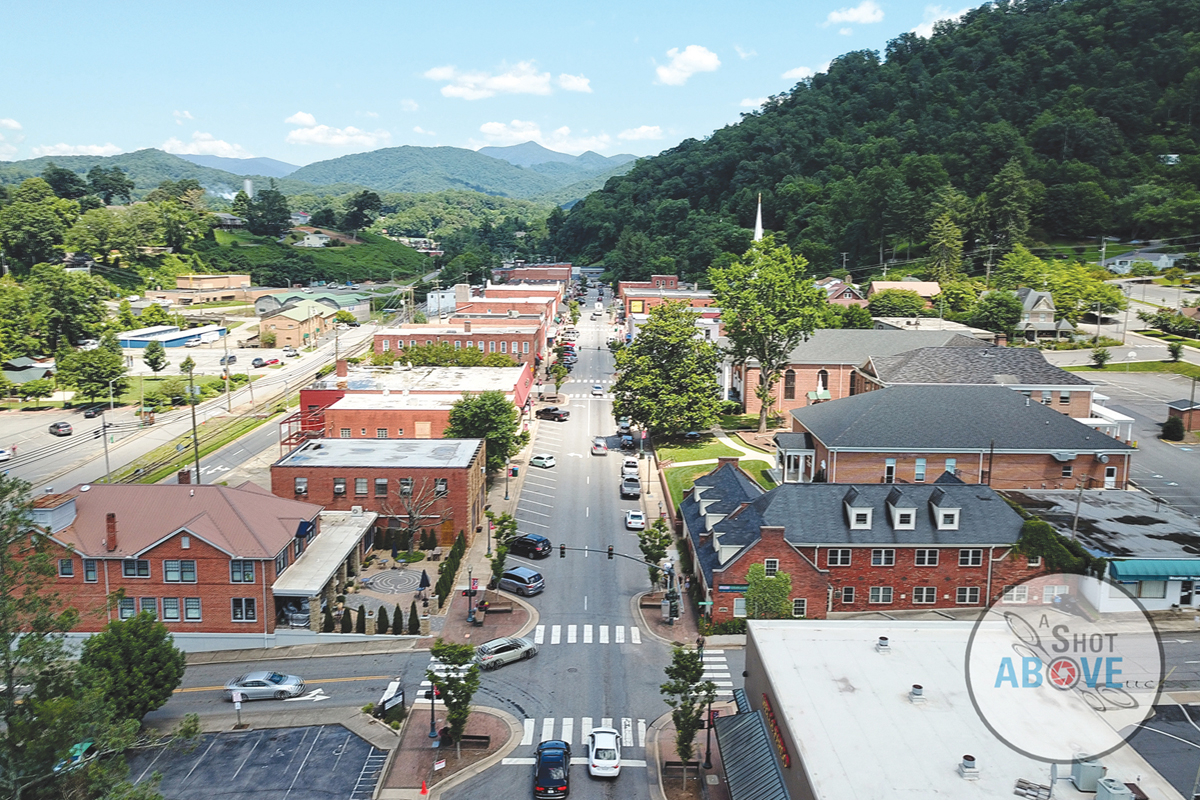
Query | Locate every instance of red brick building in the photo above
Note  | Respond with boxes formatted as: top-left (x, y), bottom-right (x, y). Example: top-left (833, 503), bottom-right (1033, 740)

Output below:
top-left (681, 460), bottom-right (1042, 624)
top-left (30, 483), bottom-right (325, 634)
top-left (622, 287), bottom-right (714, 317)
top-left (322, 394), bottom-right (458, 440)
top-left (490, 263), bottom-right (572, 284)
top-left (617, 274), bottom-right (679, 297)
top-left (271, 438), bottom-right (487, 547)
top-left (374, 320), bottom-right (546, 366)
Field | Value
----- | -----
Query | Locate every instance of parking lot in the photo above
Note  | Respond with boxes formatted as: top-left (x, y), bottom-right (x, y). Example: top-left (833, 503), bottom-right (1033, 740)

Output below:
top-left (126, 725), bottom-right (385, 800)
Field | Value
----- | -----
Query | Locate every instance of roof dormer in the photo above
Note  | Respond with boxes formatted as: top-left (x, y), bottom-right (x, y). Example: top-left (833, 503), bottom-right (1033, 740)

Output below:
top-left (843, 488), bottom-right (873, 530)
top-left (886, 486), bottom-right (917, 531)
top-left (929, 487), bottom-right (961, 531)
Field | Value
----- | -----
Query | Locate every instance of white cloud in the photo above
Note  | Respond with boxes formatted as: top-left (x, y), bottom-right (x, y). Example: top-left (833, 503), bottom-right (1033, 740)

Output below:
top-left (782, 65), bottom-right (814, 80)
top-left (740, 97), bottom-right (769, 108)
top-left (413, 126), bottom-right (436, 136)
top-left (0, 118), bottom-right (21, 130)
top-left (825, 1), bottom-right (884, 25)
top-left (400, 99), bottom-right (420, 112)
top-left (31, 142), bottom-right (121, 157)
top-left (912, 5), bottom-right (971, 37)
top-left (557, 73), bottom-right (592, 93)
top-left (735, 45), bottom-right (756, 60)
top-left (363, 111), bottom-right (379, 118)
top-left (840, 27), bottom-right (853, 35)
top-left (425, 61), bottom-right (552, 100)
top-left (162, 131), bottom-right (252, 158)
top-left (173, 110), bottom-right (193, 126)
top-left (0, 143), bottom-right (15, 159)
top-left (655, 45), bottom-right (721, 86)
top-left (284, 111), bottom-right (317, 127)
top-left (618, 125), bottom-right (662, 141)
top-left (475, 120), bottom-right (611, 153)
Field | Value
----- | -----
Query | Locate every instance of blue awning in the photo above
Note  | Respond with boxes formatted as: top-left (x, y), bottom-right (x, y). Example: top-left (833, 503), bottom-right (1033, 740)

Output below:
top-left (1109, 559), bottom-right (1200, 582)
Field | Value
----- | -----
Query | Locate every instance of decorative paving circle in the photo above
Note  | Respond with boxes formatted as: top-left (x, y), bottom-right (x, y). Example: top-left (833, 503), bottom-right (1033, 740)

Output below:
top-left (361, 570), bottom-right (423, 594)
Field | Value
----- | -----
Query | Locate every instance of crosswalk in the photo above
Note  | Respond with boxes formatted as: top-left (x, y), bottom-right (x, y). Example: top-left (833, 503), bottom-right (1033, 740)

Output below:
top-left (703, 650), bottom-right (734, 698)
top-left (533, 624), bottom-right (642, 646)
top-left (417, 655), bottom-right (473, 705)
top-left (517, 716), bottom-right (647, 748)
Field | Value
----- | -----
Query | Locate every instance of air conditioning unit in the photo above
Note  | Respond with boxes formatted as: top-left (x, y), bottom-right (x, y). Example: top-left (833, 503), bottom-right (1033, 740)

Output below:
top-left (334, 486), bottom-right (345, 494)
top-left (351, 505), bottom-right (363, 516)
top-left (1071, 755), bottom-right (1106, 792)
top-left (1095, 778), bottom-right (1132, 800)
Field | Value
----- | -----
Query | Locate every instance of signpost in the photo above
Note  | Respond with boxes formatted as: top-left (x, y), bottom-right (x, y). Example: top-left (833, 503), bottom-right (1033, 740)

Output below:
top-left (232, 691), bottom-right (245, 728)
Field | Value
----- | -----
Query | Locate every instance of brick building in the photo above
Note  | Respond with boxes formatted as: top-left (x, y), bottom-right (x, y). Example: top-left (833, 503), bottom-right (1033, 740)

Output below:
top-left (374, 320), bottom-right (546, 366)
top-left (617, 275), bottom-right (679, 297)
top-left (622, 287), bottom-right (714, 317)
top-left (30, 483), bottom-right (328, 635)
top-left (1167, 398), bottom-right (1200, 432)
top-left (261, 299), bottom-right (338, 349)
top-left (490, 263), bottom-right (573, 284)
top-left (271, 438), bottom-right (487, 547)
top-left (322, 394), bottom-right (460, 440)
top-left (777, 385), bottom-right (1133, 489)
top-left (681, 460), bottom-right (1042, 624)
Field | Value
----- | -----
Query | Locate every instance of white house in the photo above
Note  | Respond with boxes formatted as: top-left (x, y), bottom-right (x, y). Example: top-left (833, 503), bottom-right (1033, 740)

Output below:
top-left (295, 233), bottom-right (331, 249)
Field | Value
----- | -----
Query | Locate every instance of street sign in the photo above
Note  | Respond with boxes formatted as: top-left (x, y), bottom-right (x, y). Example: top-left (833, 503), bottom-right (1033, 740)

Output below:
top-left (434, 759), bottom-right (446, 771)
top-left (697, 601), bottom-right (713, 606)
top-left (231, 691), bottom-right (246, 703)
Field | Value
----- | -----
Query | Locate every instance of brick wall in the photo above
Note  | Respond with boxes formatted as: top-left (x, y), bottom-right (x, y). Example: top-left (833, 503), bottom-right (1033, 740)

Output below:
top-left (324, 406), bottom-right (453, 439)
top-left (617, 275), bottom-right (679, 297)
top-left (736, 363), bottom-right (857, 417)
top-left (374, 327), bottom-right (543, 364)
top-left (624, 295), bottom-right (714, 317)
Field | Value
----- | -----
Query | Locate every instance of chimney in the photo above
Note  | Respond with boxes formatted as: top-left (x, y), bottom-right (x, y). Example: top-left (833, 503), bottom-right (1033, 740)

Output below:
top-left (463, 321), bottom-right (471, 333)
top-left (177, 469), bottom-right (192, 484)
top-left (336, 359), bottom-right (348, 378)
top-left (995, 333), bottom-right (1007, 347)
top-left (105, 513), bottom-right (118, 552)
top-left (715, 456), bottom-right (740, 470)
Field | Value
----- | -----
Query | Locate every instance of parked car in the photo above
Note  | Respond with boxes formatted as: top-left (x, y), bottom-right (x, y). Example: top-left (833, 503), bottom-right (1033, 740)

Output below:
top-left (184, 338), bottom-right (201, 347)
top-left (590, 312), bottom-right (600, 320)
top-left (536, 407), bottom-right (570, 421)
top-left (49, 422), bottom-right (73, 436)
top-left (301, 288), bottom-right (313, 294)
top-left (625, 510), bottom-right (646, 530)
top-left (591, 438), bottom-right (608, 456)
top-left (620, 435), bottom-right (635, 451)
top-left (219, 354), bottom-right (237, 365)
top-left (620, 477), bottom-right (641, 498)
top-left (591, 385), bottom-right (604, 397)
top-left (508, 534), bottom-right (552, 559)
top-left (530, 454), bottom-right (556, 469)
top-left (498, 566), bottom-right (545, 597)
top-left (622, 458), bottom-right (639, 479)
top-left (224, 671), bottom-right (305, 701)
top-left (587, 726), bottom-right (621, 777)
top-left (284, 349), bottom-right (301, 357)
top-left (534, 740), bottom-right (572, 799)
top-left (251, 357), bottom-right (265, 368)
top-left (263, 358), bottom-right (280, 367)
top-left (474, 636), bottom-right (538, 671)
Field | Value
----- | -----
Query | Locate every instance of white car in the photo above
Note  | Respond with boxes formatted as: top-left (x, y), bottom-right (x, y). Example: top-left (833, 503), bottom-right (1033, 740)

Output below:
top-left (622, 458), bottom-right (639, 479)
top-left (587, 726), bottom-right (621, 777)
top-left (625, 510), bottom-right (646, 530)
top-left (530, 454), bottom-right (556, 468)
top-left (591, 385), bottom-right (604, 397)
top-left (0, 449), bottom-right (11, 463)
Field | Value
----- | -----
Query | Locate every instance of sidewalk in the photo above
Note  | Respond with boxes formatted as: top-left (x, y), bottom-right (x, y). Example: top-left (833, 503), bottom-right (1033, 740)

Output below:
top-left (379, 705), bottom-right (520, 799)
top-left (652, 700), bottom-right (735, 800)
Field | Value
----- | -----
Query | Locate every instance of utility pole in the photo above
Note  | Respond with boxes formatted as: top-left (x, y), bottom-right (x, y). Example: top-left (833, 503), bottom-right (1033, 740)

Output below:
top-left (1093, 300), bottom-right (1102, 347)
top-left (100, 411), bottom-right (111, 482)
top-left (182, 357), bottom-right (202, 484)
top-left (840, 252), bottom-right (849, 275)
top-left (223, 315), bottom-right (231, 412)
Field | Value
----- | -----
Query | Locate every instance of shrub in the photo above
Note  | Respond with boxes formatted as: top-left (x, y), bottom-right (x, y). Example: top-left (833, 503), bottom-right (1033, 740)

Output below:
top-left (408, 600), bottom-right (420, 634)
top-left (1163, 415), bottom-right (1186, 440)
top-left (393, 603), bottom-right (404, 635)
top-left (1168, 341), bottom-right (1184, 362)
top-left (1090, 347), bottom-right (1111, 368)
top-left (322, 608), bottom-right (335, 633)
top-left (376, 606), bottom-right (390, 634)
top-left (340, 609), bottom-right (353, 633)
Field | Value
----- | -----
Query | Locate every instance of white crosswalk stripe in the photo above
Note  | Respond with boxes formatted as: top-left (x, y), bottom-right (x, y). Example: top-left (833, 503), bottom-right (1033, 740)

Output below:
top-left (419, 655), bottom-right (472, 706)
top-left (541, 718), bottom-right (555, 742)
top-left (702, 652), bottom-right (734, 696)
top-left (528, 624), bottom-right (642, 645)
top-left (561, 718), bottom-right (574, 745)
top-left (630, 627), bottom-right (641, 644)
top-left (534, 625), bottom-right (545, 645)
top-left (583, 624), bottom-right (593, 644)
top-left (615, 626), bottom-right (625, 644)
top-left (517, 717), bottom-right (647, 749)
top-left (567, 625), bottom-right (577, 644)
top-left (551, 625), bottom-right (561, 645)
top-left (522, 719), bottom-right (535, 746)
top-left (599, 625), bottom-right (609, 644)
top-left (621, 717), bottom-right (633, 747)
top-left (580, 717), bottom-right (592, 745)
top-left (602, 717), bottom-right (613, 729)
top-left (637, 719), bottom-right (647, 748)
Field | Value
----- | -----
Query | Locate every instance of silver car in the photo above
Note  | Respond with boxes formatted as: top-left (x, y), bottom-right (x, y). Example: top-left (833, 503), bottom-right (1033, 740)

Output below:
top-left (225, 671), bottom-right (305, 701)
top-left (474, 636), bottom-right (538, 670)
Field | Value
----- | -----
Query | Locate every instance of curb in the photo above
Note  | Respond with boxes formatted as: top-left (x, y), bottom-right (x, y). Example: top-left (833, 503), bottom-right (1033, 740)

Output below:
top-left (648, 709), bottom-right (674, 800)
top-left (425, 707), bottom-right (523, 800)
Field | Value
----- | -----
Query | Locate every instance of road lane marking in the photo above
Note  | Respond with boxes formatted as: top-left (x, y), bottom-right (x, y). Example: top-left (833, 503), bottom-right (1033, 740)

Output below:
top-left (615, 627), bottom-right (625, 644)
top-left (631, 628), bottom-right (641, 644)
top-left (516, 519), bottom-right (549, 528)
top-left (581, 717), bottom-right (592, 744)
top-left (551, 625), bottom-right (561, 645)
top-left (600, 626), bottom-right (609, 644)
top-left (534, 625), bottom-right (545, 644)
top-left (521, 499), bottom-right (554, 508)
top-left (637, 719), bottom-right (647, 747)
top-left (541, 718), bottom-right (555, 742)
top-left (602, 717), bottom-right (613, 729)
top-left (568, 625), bottom-right (577, 643)
top-left (522, 719), bottom-right (535, 746)
top-left (518, 507), bottom-right (551, 517)
top-left (583, 625), bottom-right (593, 644)
top-left (561, 718), bottom-right (574, 745)
top-left (622, 718), bottom-right (633, 747)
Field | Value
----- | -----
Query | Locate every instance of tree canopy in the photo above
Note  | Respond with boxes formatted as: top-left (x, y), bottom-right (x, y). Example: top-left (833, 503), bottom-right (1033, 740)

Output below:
top-left (444, 390), bottom-right (529, 472)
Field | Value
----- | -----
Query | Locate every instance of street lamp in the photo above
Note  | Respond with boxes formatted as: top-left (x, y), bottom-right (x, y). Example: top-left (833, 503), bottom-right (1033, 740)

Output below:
top-left (467, 565), bottom-right (475, 624)
top-left (107, 378), bottom-right (118, 411)
top-left (698, 635), bottom-right (713, 770)
top-left (505, 457), bottom-right (511, 501)
top-left (428, 677), bottom-right (439, 739)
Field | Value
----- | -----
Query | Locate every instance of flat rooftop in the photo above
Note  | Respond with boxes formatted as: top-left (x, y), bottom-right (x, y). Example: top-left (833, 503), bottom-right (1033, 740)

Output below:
top-left (275, 438), bottom-right (484, 469)
top-left (749, 619), bottom-right (1182, 800)
top-left (622, 287), bottom-right (713, 298)
top-left (377, 323), bottom-right (540, 335)
top-left (328, 394), bottom-right (466, 411)
top-left (272, 510), bottom-right (379, 598)
top-left (312, 366), bottom-right (526, 394)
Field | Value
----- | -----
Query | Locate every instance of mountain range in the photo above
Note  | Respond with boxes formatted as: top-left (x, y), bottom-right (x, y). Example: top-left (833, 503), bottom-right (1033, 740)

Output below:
top-left (175, 154), bottom-right (299, 178)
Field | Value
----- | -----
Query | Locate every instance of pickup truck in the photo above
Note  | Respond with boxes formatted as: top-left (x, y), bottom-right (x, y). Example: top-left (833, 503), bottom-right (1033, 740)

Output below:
top-left (620, 477), bottom-right (641, 498)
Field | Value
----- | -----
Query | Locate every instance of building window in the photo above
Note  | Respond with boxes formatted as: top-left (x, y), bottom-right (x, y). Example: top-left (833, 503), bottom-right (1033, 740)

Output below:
top-left (841, 586), bottom-right (855, 603)
top-left (139, 597), bottom-right (157, 617)
top-left (914, 458), bottom-right (926, 482)
top-left (959, 549), bottom-right (982, 567)
top-left (792, 598), bottom-right (807, 617)
top-left (764, 559), bottom-right (779, 577)
top-left (122, 560), bottom-right (150, 578)
top-left (869, 587), bottom-right (893, 604)
top-left (1028, 556), bottom-right (1042, 568)
top-left (500, 341), bottom-right (507, 353)
top-left (1062, 465), bottom-right (1073, 478)
top-left (184, 598), bottom-right (202, 621)
top-left (1002, 585), bottom-right (1028, 603)
top-left (164, 560), bottom-right (197, 583)
top-left (375, 478), bottom-right (388, 497)
top-left (1041, 390), bottom-right (1053, 405)
top-left (1134, 580), bottom-right (1167, 599)
top-left (522, 341), bottom-right (529, 354)
top-left (956, 587), bottom-right (981, 605)
top-left (884, 458), bottom-right (896, 484)
top-left (828, 549), bottom-right (851, 566)
top-left (333, 478), bottom-right (346, 495)
top-left (897, 512), bottom-right (913, 527)
top-left (84, 559), bottom-right (97, 583)
top-left (454, 340), bottom-right (461, 350)
top-left (1059, 391), bottom-right (1070, 406)
top-left (783, 370), bottom-right (795, 400)
top-left (181, 536), bottom-right (190, 549)
top-left (400, 478), bottom-right (413, 497)
top-left (275, 551), bottom-right (288, 577)
top-left (871, 549), bottom-right (895, 567)
top-left (945, 458), bottom-right (956, 477)
top-left (489, 341), bottom-right (496, 353)
top-left (340, 428), bottom-right (351, 438)
top-left (939, 510), bottom-right (959, 530)
top-left (376, 428), bottom-right (388, 439)
top-left (355, 478), bottom-right (368, 496)
top-left (294, 477), bottom-right (308, 494)
top-left (914, 549), bottom-right (939, 566)
top-left (817, 369), bottom-right (829, 392)
top-left (162, 598), bottom-right (180, 621)
top-left (232, 598), bottom-right (257, 622)
top-left (294, 538), bottom-right (303, 557)
top-left (913, 587), bottom-right (937, 604)
top-left (118, 598), bottom-right (136, 619)
top-left (231, 560), bottom-right (255, 583)
top-left (397, 428), bottom-right (404, 436)
top-left (850, 510), bottom-right (872, 529)
top-left (733, 597), bottom-right (746, 618)
top-left (382, 339), bottom-right (390, 351)
top-left (435, 478), bottom-right (448, 497)
top-left (58, 558), bottom-right (74, 577)
top-left (360, 428), bottom-right (366, 436)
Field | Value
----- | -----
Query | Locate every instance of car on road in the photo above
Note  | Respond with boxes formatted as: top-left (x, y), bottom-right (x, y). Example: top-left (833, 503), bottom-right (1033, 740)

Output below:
top-left (301, 288), bottom-right (313, 294)
top-left (284, 349), bottom-right (301, 357)
top-left (508, 533), bottom-right (552, 559)
top-left (251, 357), bottom-right (266, 368)
top-left (616, 418), bottom-right (632, 435)
top-left (82, 407), bottom-right (102, 419)
top-left (0, 449), bottom-right (11, 462)
top-left (622, 458), bottom-right (639, 479)
top-left (498, 566), bottom-right (545, 597)
top-left (536, 407), bottom-right (569, 421)
top-left (587, 726), bottom-right (621, 777)
top-left (474, 636), bottom-right (537, 671)
top-left (590, 312), bottom-right (600, 320)
top-left (49, 421), bottom-right (73, 436)
top-left (224, 671), bottom-right (305, 701)
top-left (530, 454), bottom-right (556, 468)
top-left (620, 477), bottom-right (641, 498)
top-left (591, 385), bottom-right (604, 397)
top-left (620, 435), bottom-right (635, 451)
top-left (591, 438), bottom-right (608, 456)
top-left (219, 354), bottom-right (237, 365)
top-left (534, 739), bottom-right (572, 799)
top-left (625, 510), bottom-right (646, 530)
top-left (184, 338), bottom-right (201, 347)
top-left (262, 358), bottom-right (280, 367)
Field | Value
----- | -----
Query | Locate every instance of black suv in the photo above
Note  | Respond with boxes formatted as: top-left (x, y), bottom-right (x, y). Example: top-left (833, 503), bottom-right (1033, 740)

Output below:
top-left (508, 534), bottom-right (551, 559)
top-left (536, 407), bottom-right (570, 421)
top-left (534, 740), bottom-right (571, 799)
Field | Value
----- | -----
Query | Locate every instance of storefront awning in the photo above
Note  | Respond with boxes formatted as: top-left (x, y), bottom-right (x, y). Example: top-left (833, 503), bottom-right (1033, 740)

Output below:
top-left (272, 510), bottom-right (378, 597)
top-left (713, 710), bottom-right (791, 800)
top-left (1109, 559), bottom-right (1200, 582)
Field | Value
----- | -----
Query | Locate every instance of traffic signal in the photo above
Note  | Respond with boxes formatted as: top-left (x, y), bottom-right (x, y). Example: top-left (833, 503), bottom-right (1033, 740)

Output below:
top-left (607, 545), bottom-right (614, 560)
top-left (560, 544), bottom-right (566, 559)
top-left (423, 686), bottom-right (440, 700)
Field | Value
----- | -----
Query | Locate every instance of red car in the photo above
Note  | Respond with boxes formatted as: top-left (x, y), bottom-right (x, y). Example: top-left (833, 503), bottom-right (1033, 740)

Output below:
top-left (262, 358), bottom-right (280, 367)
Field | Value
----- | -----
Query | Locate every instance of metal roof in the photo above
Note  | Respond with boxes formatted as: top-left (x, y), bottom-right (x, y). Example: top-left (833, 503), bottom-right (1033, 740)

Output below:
top-left (1109, 560), bottom-right (1200, 581)
top-left (713, 710), bottom-right (791, 800)
top-left (865, 346), bottom-right (1092, 387)
top-left (276, 438), bottom-right (484, 469)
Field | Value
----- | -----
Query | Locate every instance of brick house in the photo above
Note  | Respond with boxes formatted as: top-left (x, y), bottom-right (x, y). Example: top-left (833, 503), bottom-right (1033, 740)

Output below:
top-left (729, 329), bottom-right (986, 417)
top-left (261, 300), bottom-right (337, 349)
top-left (271, 438), bottom-right (487, 547)
top-left (1167, 398), bottom-right (1200, 432)
top-left (374, 320), bottom-right (545, 366)
top-left (777, 385), bottom-right (1133, 489)
top-left (617, 275), bottom-right (679, 297)
top-left (322, 394), bottom-right (459, 440)
top-left (30, 483), bottom-right (327, 634)
top-left (681, 459), bottom-right (1041, 624)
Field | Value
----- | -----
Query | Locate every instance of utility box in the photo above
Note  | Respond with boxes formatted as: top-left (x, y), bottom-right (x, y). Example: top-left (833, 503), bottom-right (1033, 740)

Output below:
top-left (1071, 755), bottom-right (1106, 792)
top-left (1095, 778), bottom-right (1133, 800)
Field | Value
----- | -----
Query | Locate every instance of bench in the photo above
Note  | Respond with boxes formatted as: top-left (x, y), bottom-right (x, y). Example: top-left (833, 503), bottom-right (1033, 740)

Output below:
top-left (428, 547), bottom-right (443, 562)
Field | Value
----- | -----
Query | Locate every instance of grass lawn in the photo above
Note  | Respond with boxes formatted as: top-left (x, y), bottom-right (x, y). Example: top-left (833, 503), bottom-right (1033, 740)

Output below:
top-left (1039, 240), bottom-right (1135, 262)
top-left (1066, 361), bottom-right (1200, 379)
top-left (1137, 329), bottom-right (1200, 349)
top-left (745, 464), bottom-right (779, 491)
top-left (665, 464), bottom-right (716, 507)
top-left (109, 413), bottom-right (274, 484)
top-left (655, 436), bottom-right (741, 464)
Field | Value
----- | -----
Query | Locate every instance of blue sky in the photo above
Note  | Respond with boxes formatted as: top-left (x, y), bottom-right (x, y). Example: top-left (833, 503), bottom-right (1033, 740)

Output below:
top-left (1, 0), bottom-right (980, 166)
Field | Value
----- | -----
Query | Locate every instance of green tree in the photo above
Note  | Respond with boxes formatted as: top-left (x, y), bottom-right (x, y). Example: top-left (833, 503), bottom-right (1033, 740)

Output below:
top-left (831, 303), bottom-right (873, 329)
top-left (26, 263), bottom-right (109, 352)
top-left (245, 184), bottom-right (291, 238)
top-left (981, 157), bottom-right (1033, 254)
top-left (78, 610), bottom-right (186, 723)
top-left (340, 608), bottom-right (353, 633)
top-left (16, 378), bottom-right (54, 406)
top-left (231, 190), bottom-right (251, 219)
top-left (428, 639), bottom-right (481, 756)
top-left (334, 310), bottom-right (356, 325)
top-left (393, 603), bottom-right (405, 635)
top-left (612, 301), bottom-right (722, 436)
top-left (142, 339), bottom-right (168, 373)
top-left (342, 191), bottom-right (382, 239)
top-left (710, 236), bottom-right (828, 432)
top-left (991, 244), bottom-right (1046, 290)
top-left (934, 280), bottom-right (981, 314)
top-left (925, 214), bottom-right (963, 284)
top-left (1091, 347), bottom-right (1112, 368)
top-left (969, 290), bottom-right (1023, 336)
top-left (867, 288), bottom-right (926, 317)
top-left (115, 299), bottom-right (137, 330)
top-left (309, 207), bottom-right (338, 228)
top-left (408, 600), bottom-right (421, 634)
top-left (138, 302), bottom-right (170, 327)
top-left (1165, 266), bottom-right (1187, 285)
top-left (0, 179), bottom-right (80, 268)
top-left (744, 562), bottom-right (793, 619)
top-left (659, 646), bottom-right (716, 787)
top-left (322, 608), bottom-right (335, 632)
top-left (444, 390), bottom-right (530, 473)
top-left (568, 300), bottom-right (581, 325)
top-left (376, 606), bottom-right (389, 635)
top-left (1168, 341), bottom-right (1184, 362)
top-left (638, 517), bottom-right (673, 587)
top-left (548, 362), bottom-right (569, 394)
top-left (41, 163), bottom-right (90, 200)
top-left (1163, 415), bottom-right (1186, 441)
top-left (485, 510), bottom-right (519, 586)
top-left (355, 604), bottom-right (367, 634)
top-left (87, 166), bottom-right (134, 205)
top-left (57, 335), bottom-right (128, 403)
top-left (1129, 261), bottom-right (1157, 277)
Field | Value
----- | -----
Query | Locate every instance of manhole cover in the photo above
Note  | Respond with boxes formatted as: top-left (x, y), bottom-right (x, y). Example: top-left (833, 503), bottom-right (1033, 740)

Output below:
top-left (567, 668), bottom-right (578, 673)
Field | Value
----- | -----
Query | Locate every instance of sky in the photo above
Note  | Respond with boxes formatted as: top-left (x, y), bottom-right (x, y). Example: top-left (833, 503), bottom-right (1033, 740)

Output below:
top-left (0, 0), bottom-right (981, 167)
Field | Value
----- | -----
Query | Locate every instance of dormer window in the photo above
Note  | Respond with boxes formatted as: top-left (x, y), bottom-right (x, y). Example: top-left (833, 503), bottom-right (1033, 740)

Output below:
top-left (939, 510), bottom-right (960, 530)
top-left (897, 511), bottom-right (914, 528)
top-left (851, 510), bottom-right (872, 529)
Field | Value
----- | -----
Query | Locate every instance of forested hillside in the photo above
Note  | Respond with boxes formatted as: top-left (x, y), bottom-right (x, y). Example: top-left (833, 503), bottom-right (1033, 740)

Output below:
top-left (550, 0), bottom-right (1200, 282)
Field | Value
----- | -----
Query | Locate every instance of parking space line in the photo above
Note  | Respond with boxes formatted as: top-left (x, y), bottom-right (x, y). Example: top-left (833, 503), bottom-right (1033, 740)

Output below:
top-left (328, 731), bottom-right (352, 778)
top-left (528, 474), bottom-right (557, 482)
top-left (134, 735), bottom-right (170, 783)
top-left (517, 518), bottom-right (549, 528)
top-left (523, 490), bottom-right (555, 498)
top-left (285, 726), bottom-right (324, 796)
top-left (522, 499), bottom-right (554, 508)
top-left (232, 730), bottom-right (265, 781)
top-left (518, 507), bottom-right (550, 517)
top-left (179, 737), bottom-right (218, 787)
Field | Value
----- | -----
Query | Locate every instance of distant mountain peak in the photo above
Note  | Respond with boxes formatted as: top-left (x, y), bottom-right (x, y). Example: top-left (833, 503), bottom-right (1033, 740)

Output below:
top-left (175, 154), bottom-right (299, 178)
top-left (477, 141), bottom-right (578, 168)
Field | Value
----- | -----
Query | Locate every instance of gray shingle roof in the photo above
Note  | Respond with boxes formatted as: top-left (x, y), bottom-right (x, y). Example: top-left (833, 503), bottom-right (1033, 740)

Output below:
top-left (714, 711), bottom-right (792, 800)
top-left (777, 329), bottom-right (987, 366)
top-left (865, 346), bottom-right (1092, 387)
top-left (789, 385), bottom-right (1131, 452)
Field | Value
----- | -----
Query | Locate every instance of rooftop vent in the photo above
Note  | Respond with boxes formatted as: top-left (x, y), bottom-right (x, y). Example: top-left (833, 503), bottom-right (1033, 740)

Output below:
top-left (958, 755), bottom-right (980, 781)
top-left (909, 684), bottom-right (925, 704)
top-left (1071, 755), bottom-right (1106, 792)
top-left (875, 636), bottom-right (890, 653)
